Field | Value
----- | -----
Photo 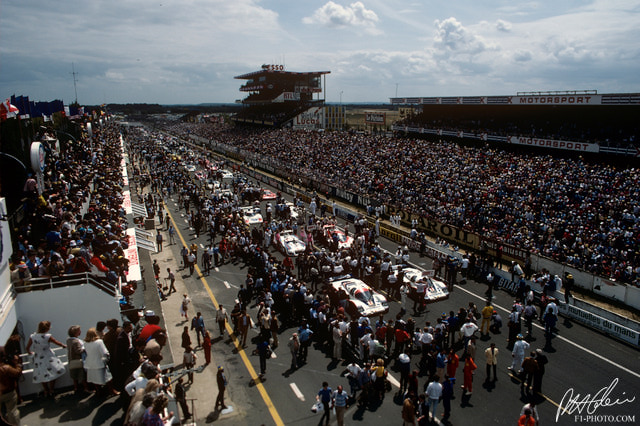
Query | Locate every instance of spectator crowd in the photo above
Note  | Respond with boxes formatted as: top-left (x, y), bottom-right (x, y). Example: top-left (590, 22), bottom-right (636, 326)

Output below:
top-left (160, 122), bottom-right (640, 286)
top-left (10, 124), bottom-right (133, 288)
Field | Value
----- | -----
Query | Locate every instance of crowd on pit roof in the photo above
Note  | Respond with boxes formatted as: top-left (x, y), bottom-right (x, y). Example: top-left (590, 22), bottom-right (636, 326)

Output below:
top-left (10, 123), bottom-right (131, 287)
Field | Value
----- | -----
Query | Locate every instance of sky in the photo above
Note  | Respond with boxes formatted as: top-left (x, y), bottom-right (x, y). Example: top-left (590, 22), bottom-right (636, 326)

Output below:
top-left (1, 0), bottom-right (639, 105)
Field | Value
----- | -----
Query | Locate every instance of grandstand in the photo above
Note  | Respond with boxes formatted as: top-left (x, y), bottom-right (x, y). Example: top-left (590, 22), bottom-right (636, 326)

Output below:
top-left (391, 91), bottom-right (640, 157)
top-left (233, 65), bottom-right (345, 130)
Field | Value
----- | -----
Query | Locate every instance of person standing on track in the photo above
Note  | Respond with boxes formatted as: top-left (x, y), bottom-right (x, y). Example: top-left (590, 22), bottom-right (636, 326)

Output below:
top-left (461, 356), bottom-right (477, 395)
top-left (316, 381), bottom-right (332, 426)
top-left (216, 304), bottom-right (229, 337)
top-left (215, 366), bottom-right (228, 410)
top-left (166, 268), bottom-right (176, 294)
top-left (480, 301), bottom-right (494, 337)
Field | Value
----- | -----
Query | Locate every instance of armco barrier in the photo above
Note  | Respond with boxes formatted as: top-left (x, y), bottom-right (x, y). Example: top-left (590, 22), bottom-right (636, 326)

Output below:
top-left (557, 303), bottom-right (640, 346)
top-left (489, 267), bottom-right (640, 349)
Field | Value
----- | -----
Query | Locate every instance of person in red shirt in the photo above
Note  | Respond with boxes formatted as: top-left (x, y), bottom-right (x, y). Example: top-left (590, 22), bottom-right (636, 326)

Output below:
top-left (394, 326), bottom-right (411, 357)
top-left (462, 356), bottom-right (477, 395)
top-left (136, 311), bottom-right (161, 346)
top-left (282, 256), bottom-right (294, 274)
top-left (518, 409), bottom-right (537, 426)
top-left (446, 349), bottom-right (459, 380)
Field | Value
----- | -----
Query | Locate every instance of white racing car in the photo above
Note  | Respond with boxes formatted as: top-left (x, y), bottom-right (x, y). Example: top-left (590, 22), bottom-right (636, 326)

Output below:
top-left (275, 229), bottom-right (306, 256)
top-left (391, 265), bottom-right (449, 303)
top-left (323, 224), bottom-right (354, 249)
top-left (284, 201), bottom-right (303, 222)
top-left (240, 206), bottom-right (263, 227)
top-left (329, 275), bottom-right (389, 317)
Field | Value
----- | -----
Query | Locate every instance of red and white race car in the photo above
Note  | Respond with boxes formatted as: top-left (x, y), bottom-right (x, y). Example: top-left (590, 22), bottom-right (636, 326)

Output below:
top-left (323, 224), bottom-right (354, 249)
top-left (261, 189), bottom-right (277, 200)
top-left (329, 275), bottom-right (389, 317)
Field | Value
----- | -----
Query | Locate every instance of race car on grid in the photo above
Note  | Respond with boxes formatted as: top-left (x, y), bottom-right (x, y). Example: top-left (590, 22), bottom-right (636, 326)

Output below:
top-left (323, 224), bottom-right (354, 250)
top-left (329, 275), bottom-right (389, 318)
top-left (390, 265), bottom-right (449, 303)
top-left (274, 229), bottom-right (306, 256)
top-left (240, 206), bottom-right (263, 227)
top-left (262, 189), bottom-right (277, 200)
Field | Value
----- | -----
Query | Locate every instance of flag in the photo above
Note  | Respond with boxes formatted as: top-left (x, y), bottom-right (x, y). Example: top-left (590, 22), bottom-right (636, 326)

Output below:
top-left (0, 99), bottom-right (19, 121)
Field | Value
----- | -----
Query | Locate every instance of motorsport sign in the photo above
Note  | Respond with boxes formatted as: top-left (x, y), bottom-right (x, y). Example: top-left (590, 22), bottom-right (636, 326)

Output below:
top-left (508, 136), bottom-right (599, 152)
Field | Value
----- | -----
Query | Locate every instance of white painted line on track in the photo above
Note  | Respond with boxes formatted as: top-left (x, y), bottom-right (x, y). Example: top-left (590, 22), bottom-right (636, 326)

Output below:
top-left (386, 372), bottom-right (400, 388)
top-left (290, 383), bottom-right (305, 401)
top-left (454, 284), bottom-right (640, 380)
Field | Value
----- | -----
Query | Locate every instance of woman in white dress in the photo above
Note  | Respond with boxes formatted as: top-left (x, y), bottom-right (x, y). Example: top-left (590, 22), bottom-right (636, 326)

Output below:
top-left (83, 327), bottom-right (119, 396)
top-left (25, 320), bottom-right (66, 397)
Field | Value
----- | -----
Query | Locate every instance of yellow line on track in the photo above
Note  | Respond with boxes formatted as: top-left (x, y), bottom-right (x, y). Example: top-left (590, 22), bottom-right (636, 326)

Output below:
top-left (165, 203), bottom-right (285, 426)
top-left (507, 372), bottom-right (561, 409)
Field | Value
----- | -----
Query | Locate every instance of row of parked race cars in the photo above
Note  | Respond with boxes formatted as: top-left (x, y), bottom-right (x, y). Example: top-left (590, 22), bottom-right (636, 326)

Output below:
top-left (186, 159), bottom-right (449, 319)
top-left (328, 266), bottom-right (450, 318)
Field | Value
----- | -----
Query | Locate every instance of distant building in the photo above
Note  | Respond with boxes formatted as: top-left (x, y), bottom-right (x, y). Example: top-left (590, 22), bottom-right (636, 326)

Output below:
top-left (233, 65), bottom-right (345, 130)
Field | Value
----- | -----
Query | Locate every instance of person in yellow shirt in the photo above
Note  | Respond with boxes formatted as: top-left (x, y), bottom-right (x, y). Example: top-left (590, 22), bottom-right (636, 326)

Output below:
top-left (480, 302), bottom-right (494, 336)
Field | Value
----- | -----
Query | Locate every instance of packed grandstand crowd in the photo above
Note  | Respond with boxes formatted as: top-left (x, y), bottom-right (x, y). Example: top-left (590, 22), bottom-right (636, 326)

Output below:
top-left (9, 124), bottom-right (132, 288)
top-left (162, 121), bottom-right (640, 286)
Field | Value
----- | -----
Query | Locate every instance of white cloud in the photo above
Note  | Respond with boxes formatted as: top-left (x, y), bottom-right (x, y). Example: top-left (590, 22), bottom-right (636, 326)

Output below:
top-left (105, 71), bottom-right (126, 82)
top-left (303, 1), bottom-right (379, 29)
top-left (1, 0), bottom-right (639, 104)
top-left (496, 19), bottom-right (512, 32)
top-left (433, 17), bottom-right (494, 54)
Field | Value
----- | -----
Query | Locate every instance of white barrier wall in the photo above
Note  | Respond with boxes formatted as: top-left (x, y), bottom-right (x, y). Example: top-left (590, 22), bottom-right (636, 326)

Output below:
top-left (626, 286), bottom-right (640, 311)
top-left (15, 283), bottom-right (121, 396)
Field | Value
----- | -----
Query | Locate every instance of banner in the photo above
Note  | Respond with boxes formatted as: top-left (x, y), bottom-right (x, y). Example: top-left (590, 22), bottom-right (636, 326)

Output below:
top-left (273, 92), bottom-right (300, 103)
top-left (365, 112), bottom-right (385, 124)
top-left (512, 94), bottom-right (601, 105)
top-left (509, 136), bottom-right (599, 152)
top-left (558, 303), bottom-right (640, 347)
top-left (390, 93), bottom-right (637, 106)
top-left (293, 107), bottom-right (324, 130)
top-left (124, 228), bottom-right (142, 282)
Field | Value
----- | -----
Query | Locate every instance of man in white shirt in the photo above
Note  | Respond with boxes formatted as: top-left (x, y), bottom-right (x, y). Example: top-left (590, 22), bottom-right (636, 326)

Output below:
top-left (359, 333), bottom-right (372, 362)
top-left (425, 376), bottom-right (443, 421)
top-left (460, 255), bottom-right (470, 279)
top-left (545, 298), bottom-right (559, 317)
top-left (460, 318), bottom-right (478, 352)
top-left (510, 334), bottom-right (530, 373)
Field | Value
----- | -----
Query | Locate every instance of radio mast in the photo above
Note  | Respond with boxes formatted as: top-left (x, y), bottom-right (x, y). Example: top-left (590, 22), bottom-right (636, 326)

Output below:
top-left (70, 63), bottom-right (79, 104)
